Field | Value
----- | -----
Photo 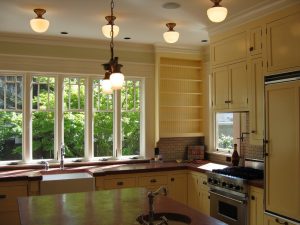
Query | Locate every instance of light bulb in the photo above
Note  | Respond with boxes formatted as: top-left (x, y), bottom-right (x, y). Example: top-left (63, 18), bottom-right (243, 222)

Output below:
top-left (110, 72), bottom-right (124, 90)
top-left (30, 8), bottom-right (50, 33)
top-left (207, 6), bottom-right (228, 23)
top-left (163, 31), bottom-right (180, 43)
top-left (102, 79), bottom-right (113, 94)
top-left (102, 24), bottom-right (120, 38)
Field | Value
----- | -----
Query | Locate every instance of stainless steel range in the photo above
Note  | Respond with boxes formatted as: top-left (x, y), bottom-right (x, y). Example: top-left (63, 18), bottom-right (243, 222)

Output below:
top-left (207, 160), bottom-right (264, 225)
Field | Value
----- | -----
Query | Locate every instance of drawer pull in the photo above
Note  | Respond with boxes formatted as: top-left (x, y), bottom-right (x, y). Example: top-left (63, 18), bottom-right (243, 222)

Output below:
top-left (116, 181), bottom-right (124, 186)
top-left (275, 218), bottom-right (288, 225)
top-left (171, 178), bottom-right (175, 182)
top-left (251, 196), bottom-right (255, 200)
top-left (0, 194), bottom-right (7, 199)
top-left (249, 46), bottom-right (254, 52)
top-left (224, 100), bottom-right (232, 104)
top-left (150, 179), bottom-right (157, 183)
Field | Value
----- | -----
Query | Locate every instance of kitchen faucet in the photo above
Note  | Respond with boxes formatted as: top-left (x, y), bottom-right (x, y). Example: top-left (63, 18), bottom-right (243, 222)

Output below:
top-left (60, 144), bottom-right (65, 170)
top-left (147, 186), bottom-right (168, 225)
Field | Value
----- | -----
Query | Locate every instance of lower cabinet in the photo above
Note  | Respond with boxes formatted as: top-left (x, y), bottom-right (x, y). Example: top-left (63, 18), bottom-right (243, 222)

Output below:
top-left (187, 171), bottom-right (210, 215)
top-left (95, 174), bottom-right (137, 190)
top-left (249, 186), bottom-right (264, 225)
top-left (0, 181), bottom-right (28, 225)
top-left (264, 214), bottom-right (298, 225)
top-left (167, 171), bottom-right (187, 205)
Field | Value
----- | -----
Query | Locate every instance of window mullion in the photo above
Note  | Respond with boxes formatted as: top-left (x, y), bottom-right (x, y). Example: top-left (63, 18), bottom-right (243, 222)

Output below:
top-left (23, 74), bottom-right (32, 163)
top-left (85, 77), bottom-right (93, 160)
top-left (114, 90), bottom-right (122, 158)
top-left (55, 76), bottom-right (64, 162)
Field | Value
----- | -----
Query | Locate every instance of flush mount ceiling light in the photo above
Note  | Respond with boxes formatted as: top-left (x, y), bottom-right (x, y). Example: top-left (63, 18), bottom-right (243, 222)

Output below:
top-left (30, 8), bottom-right (50, 33)
top-left (101, 0), bottom-right (124, 93)
top-left (163, 23), bottom-right (179, 44)
top-left (207, 0), bottom-right (228, 23)
top-left (102, 15), bottom-right (120, 38)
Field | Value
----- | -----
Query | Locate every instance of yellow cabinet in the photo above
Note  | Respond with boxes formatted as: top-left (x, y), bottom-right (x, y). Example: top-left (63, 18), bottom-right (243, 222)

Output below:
top-left (264, 214), bottom-right (298, 225)
top-left (266, 11), bottom-right (300, 73)
top-left (0, 181), bottom-right (28, 225)
top-left (249, 57), bottom-right (264, 145)
top-left (187, 171), bottom-right (210, 215)
top-left (137, 172), bottom-right (168, 191)
top-left (212, 61), bottom-right (249, 111)
top-left (249, 186), bottom-right (264, 225)
top-left (248, 26), bottom-right (263, 57)
top-left (167, 171), bottom-right (187, 205)
top-left (95, 174), bottom-right (136, 190)
top-left (265, 81), bottom-right (300, 221)
top-left (211, 32), bottom-right (247, 66)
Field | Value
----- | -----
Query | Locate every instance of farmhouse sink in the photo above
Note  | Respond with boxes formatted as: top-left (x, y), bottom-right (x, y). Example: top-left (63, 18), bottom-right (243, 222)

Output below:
top-left (136, 212), bottom-right (192, 225)
top-left (40, 172), bottom-right (95, 195)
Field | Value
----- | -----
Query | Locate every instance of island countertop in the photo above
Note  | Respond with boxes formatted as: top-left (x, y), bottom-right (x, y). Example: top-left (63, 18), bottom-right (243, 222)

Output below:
top-left (18, 187), bottom-right (226, 225)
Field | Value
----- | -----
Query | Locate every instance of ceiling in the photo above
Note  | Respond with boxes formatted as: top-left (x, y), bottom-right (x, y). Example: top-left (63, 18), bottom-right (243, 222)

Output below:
top-left (0, 0), bottom-right (295, 47)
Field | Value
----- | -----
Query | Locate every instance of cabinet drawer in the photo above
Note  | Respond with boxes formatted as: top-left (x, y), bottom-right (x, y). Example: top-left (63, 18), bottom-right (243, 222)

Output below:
top-left (103, 177), bottom-right (136, 189)
top-left (0, 211), bottom-right (21, 225)
top-left (138, 175), bottom-right (168, 187)
top-left (0, 185), bottom-right (27, 212)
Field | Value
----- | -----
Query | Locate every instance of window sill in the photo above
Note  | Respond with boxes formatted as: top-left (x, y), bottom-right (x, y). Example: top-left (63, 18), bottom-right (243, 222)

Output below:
top-left (209, 151), bottom-right (232, 158)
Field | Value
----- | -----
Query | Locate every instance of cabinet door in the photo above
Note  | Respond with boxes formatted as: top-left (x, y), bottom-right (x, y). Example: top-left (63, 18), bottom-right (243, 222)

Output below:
top-left (212, 66), bottom-right (229, 110)
top-left (250, 57), bottom-right (264, 144)
top-left (187, 173), bottom-right (200, 210)
top-left (249, 26), bottom-right (263, 56)
top-left (264, 214), bottom-right (298, 225)
top-left (199, 189), bottom-right (210, 216)
top-left (249, 187), bottom-right (264, 225)
top-left (229, 61), bottom-right (249, 110)
top-left (265, 81), bottom-right (300, 221)
top-left (266, 12), bottom-right (300, 73)
top-left (104, 177), bottom-right (136, 189)
top-left (168, 173), bottom-right (187, 205)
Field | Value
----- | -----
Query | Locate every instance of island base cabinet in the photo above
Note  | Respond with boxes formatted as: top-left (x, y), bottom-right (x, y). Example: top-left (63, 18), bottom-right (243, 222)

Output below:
top-left (0, 211), bottom-right (21, 225)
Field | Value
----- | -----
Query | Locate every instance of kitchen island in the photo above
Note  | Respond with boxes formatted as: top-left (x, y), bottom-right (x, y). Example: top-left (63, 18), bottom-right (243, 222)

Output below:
top-left (18, 187), bottom-right (226, 225)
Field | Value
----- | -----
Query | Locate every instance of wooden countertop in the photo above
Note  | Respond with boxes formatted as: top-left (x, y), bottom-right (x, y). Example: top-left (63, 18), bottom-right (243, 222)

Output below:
top-left (18, 187), bottom-right (226, 225)
top-left (0, 161), bottom-right (264, 188)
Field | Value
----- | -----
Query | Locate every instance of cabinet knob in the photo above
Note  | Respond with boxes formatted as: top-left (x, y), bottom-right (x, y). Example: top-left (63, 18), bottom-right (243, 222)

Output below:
top-left (249, 46), bottom-right (254, 52)
top-left (0, 195), bottom-right (7, 199)
top-left (117, 181), bottom-right (124, 186)
top-left (251, 195), bottom-right (255, 200)
top-left (208, 195), bottom-right (210, 199)
top-left (150, 179), bottom-right (157, 183)
top-left (251, 130), bottom-right (256, 134)
top-left (203, 181), bottom-right (207, 185)
top-left (224, 100), bottom-right (232, 104)
top-left (275, 218), bottom-right (288, 225)
top-left (171, 178), bottom-right (175, 182)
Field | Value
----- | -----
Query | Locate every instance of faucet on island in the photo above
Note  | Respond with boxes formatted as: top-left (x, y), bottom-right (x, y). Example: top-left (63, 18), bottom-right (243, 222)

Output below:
top-left (60, 144), bottom-right (65, 170)
top-left (147, 186), bottom-right (168, 225)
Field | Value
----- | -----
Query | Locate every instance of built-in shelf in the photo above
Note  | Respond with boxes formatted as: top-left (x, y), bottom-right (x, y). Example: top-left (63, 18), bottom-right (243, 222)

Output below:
top-left (159, 57), bottom-right (204, 138)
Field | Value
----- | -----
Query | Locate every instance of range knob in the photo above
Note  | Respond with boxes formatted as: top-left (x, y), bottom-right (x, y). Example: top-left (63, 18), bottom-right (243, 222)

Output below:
top-left (228, 183), bottom-right (234, 189)
top-left (221, 182), bottom-right (227, 187)
top-left (235, 185), bottom-right (241, 191)
top-left (208, 178), bottom-right (213, 183)
top-left (213, 179), bottom-right (219, 185)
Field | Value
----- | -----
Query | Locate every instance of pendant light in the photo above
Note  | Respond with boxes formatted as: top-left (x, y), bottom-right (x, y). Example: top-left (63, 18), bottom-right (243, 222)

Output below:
top-left (163, 23), bottom-right (179, 43)
top-left (207, 0), bottom-right (228, 23)
top-left (30, 8), bottom-right (50, 33)
top-left (102, 16), bottom-right (120, 38)
top-left (101, 0), bottom-right (124, 93)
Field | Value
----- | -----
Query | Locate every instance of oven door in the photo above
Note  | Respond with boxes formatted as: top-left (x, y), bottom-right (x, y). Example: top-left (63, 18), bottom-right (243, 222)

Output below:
top-left (209, 189), bottom-right (248, 225)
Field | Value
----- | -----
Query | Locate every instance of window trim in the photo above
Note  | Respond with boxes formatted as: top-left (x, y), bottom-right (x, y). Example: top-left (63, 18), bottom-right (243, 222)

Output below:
top-left (0, 72), bottom-right (145, 164)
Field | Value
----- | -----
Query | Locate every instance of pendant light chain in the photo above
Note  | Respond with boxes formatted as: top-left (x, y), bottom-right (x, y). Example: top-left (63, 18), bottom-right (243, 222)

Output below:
top-left (110, 0), bottom-right (114, 60)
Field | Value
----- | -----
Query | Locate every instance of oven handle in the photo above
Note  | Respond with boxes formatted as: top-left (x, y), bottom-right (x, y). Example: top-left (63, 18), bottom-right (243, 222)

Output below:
top-left (209, 190), bottom-right (247, 205)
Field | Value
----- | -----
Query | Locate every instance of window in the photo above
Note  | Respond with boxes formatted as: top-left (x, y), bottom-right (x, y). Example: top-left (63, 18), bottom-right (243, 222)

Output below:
top-left (121, 80), bottom-right (141, 156)
top-left (63, 78), bottom-right (85, 158)
top-left (215, 112), bottom-right (241, 153)
top-left (32, 76), bottom-right (55, 159)
top-left (0, 72), bottom-right (145, 164)
top-left (93, 80), bottom-right (114, 157)
top-left (0, 75), bottom-right (23, 161)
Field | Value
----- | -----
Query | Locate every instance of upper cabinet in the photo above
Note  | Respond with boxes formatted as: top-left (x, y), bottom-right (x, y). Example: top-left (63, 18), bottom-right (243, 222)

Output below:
top-left (266, 11), bottom-right (300, 74)
top-left (159, 57), bottom-right (204, 137)
top-left (211, 32), bottom-right (247, 66)
top-left (212, 61), bottom-right (249, 111)
top-left (248, 26), bottom-right (263, 57)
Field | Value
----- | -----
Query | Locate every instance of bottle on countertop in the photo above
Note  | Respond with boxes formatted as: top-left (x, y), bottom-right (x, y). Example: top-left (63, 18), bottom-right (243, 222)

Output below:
top-left (231, 144), bottom-right (240, 167)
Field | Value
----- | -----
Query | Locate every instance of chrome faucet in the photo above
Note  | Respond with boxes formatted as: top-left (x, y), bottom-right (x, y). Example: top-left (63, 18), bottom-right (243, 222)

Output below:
top-left (60, 144), bottom-right (65, 170)
top-left (148, 186), bottom-right (168, 225)
top-left (41, 161), bottom-right (49, 171)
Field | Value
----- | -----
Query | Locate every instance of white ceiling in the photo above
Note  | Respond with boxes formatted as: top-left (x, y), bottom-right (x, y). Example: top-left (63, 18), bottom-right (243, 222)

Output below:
top-left (0, 0), bottom-right (296, 47)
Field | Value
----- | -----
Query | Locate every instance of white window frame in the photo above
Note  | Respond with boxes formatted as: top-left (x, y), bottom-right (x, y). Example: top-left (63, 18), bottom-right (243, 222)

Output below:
top-left (0, 71), bottom-right (145, 164)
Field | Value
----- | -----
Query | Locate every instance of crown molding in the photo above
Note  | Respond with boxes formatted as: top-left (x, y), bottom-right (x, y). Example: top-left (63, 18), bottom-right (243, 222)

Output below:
top-left (154, 43), bottom-right (204, 57)
top-left (207, 0), bottom-right (299, 35)
top-left (0, 32), bottom-right (154, 53)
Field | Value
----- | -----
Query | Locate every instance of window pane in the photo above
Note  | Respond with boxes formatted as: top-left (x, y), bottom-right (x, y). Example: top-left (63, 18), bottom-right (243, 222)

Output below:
top-left (216, 113), bottom-right (233, 150)
top-left (32, 76), bottom-right (55, 160)
top-left (32, 112), bottom-right (55, 159)
top-left (122, 80), bottom-right (141, 156)
top-left (93, 80), bottom-right (113, 157)
top-left (64, 78), bottom-right (85, 158)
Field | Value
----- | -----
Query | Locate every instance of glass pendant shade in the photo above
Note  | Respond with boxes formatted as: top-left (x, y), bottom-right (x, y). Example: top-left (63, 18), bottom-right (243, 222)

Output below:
top-left (30, 9), bottom-right (50, 33)
top-left (163, 23), bottom-right (179, 43)
top-left (207, 5), bottom-right (228, 23)
top-left (102, 24), bottom-right (119, 38)
top-left (102, 79), bottom-right (113, 94)
top-left (110, 72), bottom-right (124, 90)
